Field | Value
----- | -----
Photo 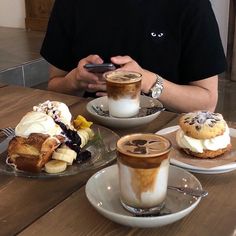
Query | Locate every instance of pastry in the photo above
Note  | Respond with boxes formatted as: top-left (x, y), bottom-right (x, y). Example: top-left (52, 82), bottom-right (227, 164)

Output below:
top-left (176, 111), bottom-right (231, 158)
top-left (7, 101), bottom-right (94, 173)
top-left (7, 111), bottom-right (65, 172)
top-left (7, 133), bottom-right (64, 172)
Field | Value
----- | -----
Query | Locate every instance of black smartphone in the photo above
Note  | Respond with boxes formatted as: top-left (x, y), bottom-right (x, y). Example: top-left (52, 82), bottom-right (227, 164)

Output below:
top-left (84, 63), bottom-right (116, 73)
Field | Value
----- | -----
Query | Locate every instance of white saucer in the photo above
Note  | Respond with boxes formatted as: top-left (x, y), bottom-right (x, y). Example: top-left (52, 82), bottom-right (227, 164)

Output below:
top-left (85, 164), bottom-right (202, 228)
top-left (86, 95), bottom-right (163, 129)
top-left (156, 126), bottom-right (236, 174)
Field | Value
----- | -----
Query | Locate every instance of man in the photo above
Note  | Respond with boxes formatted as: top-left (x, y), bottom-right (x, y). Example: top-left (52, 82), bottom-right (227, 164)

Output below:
top-left (41, 0), bottom-right (226, 112)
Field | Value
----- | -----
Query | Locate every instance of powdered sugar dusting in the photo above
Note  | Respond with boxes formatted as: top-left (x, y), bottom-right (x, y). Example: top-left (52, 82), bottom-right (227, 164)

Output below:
top-left (196, 111), bottom-right (222, 124)
top-left (33, 100), bottom-right (72, 125)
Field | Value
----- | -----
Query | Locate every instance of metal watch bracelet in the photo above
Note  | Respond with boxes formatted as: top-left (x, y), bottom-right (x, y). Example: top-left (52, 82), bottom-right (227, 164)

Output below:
top-left (144, 74), bottom-right (164, 99)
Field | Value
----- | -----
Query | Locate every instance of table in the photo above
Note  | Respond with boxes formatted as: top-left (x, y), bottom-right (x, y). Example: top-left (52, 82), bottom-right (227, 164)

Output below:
top-left (0, 83), bottom-right (7, 88)
top-left (0, 85), bottom-right (236, 236)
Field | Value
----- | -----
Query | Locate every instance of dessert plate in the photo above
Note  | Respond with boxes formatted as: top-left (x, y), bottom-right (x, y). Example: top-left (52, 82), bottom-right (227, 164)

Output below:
top-left (0, 124), bottom-right (119, 178)
top-left (156, 126), bottom-right (236, 174)
top-left (86, 95), bottom-right (163, 129)
top-left (85, 164), bottom-right (202, 228)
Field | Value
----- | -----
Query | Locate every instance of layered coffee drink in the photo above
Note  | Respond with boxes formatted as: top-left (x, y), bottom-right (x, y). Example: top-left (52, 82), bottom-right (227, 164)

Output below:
top-left (117, 133), bottom-right (171, 215)
top-left (104, 71), bottom-right (142, 118)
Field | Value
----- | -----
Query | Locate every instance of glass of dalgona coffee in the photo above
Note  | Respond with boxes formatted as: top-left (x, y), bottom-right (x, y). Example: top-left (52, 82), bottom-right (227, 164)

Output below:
top-left (104, 71), bottom-right (142, 118)
top-left (116, 133), bottom-right (172, 215)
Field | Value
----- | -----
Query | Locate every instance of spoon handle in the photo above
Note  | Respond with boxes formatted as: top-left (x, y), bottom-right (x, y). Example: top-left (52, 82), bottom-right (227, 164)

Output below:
top-left (168, 186), bottom-right (208, 198)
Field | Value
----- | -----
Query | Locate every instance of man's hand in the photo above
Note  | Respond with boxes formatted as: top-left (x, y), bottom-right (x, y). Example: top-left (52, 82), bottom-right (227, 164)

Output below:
top-left (73, 54), bottom-right (106, 93)
top-left (110, 55), bottom-right (157, 93)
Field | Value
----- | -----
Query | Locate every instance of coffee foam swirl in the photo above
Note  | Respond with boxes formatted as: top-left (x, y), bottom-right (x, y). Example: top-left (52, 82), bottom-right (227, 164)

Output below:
top-left (117, 134), bottom-right (171, 158)
top-left (105, 71), bottom-right (142, 84)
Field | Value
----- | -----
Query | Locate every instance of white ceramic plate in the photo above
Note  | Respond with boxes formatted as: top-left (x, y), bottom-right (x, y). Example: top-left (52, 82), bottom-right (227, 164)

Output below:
top-left (86, 95), bottom-right (163, 129)
top-left (184, 167), bottom-right (236, 174)
top-left (85, 164), bottom-right (202, 228)
top-left (156, 126), bottom-right (236, 174)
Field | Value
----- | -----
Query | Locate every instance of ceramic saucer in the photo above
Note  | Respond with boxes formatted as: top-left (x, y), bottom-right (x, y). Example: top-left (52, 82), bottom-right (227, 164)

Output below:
top-left (86, 95), bottom-right (163, 129)
top-left (85, 164), bottom-right (202, 228)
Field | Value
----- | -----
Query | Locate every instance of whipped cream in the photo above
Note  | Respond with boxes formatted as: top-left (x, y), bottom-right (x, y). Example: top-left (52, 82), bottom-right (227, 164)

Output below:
top-left (176, 126), bottom-right (231, 153)
top-left (33, 100), bottom-right (72, 125)
top-left (15, 111), bottom-right (62, 137)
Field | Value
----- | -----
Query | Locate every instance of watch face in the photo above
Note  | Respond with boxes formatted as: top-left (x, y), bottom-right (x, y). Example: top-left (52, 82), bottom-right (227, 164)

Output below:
top-left (152, 88), bottom-right (161, 98)
top-left (149, 75), bottom-right (164, 98)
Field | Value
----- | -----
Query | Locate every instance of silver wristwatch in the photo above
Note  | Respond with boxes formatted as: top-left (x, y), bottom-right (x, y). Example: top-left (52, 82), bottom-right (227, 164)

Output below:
top-left (148, 74), bottom-right (164, 99)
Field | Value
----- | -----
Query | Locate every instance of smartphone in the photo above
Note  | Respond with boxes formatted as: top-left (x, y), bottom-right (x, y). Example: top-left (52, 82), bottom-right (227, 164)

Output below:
top-left (84, 63), bottom-right (116, 73)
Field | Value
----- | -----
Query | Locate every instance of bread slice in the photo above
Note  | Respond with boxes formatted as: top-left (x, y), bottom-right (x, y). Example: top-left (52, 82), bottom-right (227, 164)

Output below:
top-left (7, 133), bottom-right (64, 172)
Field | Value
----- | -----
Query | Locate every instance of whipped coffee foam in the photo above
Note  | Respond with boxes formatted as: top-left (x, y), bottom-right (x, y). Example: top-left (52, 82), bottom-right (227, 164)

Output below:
top-left (105, 71), bottom-right (142, 83)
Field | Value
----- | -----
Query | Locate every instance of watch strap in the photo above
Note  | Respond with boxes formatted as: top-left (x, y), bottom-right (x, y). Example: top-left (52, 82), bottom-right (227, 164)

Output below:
top-left (145, 74), bottom-right (164, 98)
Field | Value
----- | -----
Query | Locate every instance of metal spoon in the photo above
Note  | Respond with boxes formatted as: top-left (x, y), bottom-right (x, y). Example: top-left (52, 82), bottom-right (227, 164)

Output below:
top-left (168, 186), bottom-right (208, 198)
top-left (139, 106), bottom-right (165, 116)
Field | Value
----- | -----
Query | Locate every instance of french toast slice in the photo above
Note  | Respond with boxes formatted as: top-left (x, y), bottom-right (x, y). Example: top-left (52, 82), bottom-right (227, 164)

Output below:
top-left (7, 133), bottom-right (64, 172)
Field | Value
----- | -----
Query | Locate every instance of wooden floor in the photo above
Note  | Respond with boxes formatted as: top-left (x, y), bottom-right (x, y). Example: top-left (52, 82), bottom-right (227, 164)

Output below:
top-left (0, 26), bottom-right (235, 121)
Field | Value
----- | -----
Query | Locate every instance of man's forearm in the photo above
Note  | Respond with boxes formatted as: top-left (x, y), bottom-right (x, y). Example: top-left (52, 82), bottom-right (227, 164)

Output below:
top-left (48, 69), bottom-right (80, 95)
top-left (159, 77), bottom-right (218, 113)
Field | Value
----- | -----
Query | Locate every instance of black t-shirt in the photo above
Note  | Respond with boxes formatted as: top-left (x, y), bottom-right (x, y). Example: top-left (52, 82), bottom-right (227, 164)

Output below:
top-left (41, 0), bottom-right (226, 85)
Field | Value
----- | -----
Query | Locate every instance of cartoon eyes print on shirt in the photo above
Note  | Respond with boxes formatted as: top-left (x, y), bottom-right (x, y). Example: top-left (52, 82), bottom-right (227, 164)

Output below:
top-left (150, 29), bottom-right (166, 44)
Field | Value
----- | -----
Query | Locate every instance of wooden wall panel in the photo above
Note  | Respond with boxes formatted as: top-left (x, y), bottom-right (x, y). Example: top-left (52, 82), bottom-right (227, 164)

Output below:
top-left (25, 0), bottom-right (55, 31)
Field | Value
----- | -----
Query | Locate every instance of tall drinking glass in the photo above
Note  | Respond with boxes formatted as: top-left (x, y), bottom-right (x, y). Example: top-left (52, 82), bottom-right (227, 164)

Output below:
top-left (117, 133), bottom-right (172, 215)
top-left (104, 71), bottom-right (142, 118)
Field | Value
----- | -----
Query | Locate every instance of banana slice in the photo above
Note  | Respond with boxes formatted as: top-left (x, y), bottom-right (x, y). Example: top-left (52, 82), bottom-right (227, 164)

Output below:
top-left (83, 127), bottom-right (95, 140)
top-left (45, 160), bottom-right (67, 174)
top-left (52, 151), bottom-right (74, 165)
top-left (56, 147), bottom-right (77, 160)
top-left (77, 129), bottom-right (90, 148)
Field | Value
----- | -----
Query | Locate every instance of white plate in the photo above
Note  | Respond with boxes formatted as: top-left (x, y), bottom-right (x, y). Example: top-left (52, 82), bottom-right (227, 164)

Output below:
top-left (183, 167), bottom-right (236, 174)
top-left (156, 125), bottom-right (236, 174)
top-left (86, 95), bottom-right (163, 129)
top-left (85, 164), bottom-right (202, 228)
